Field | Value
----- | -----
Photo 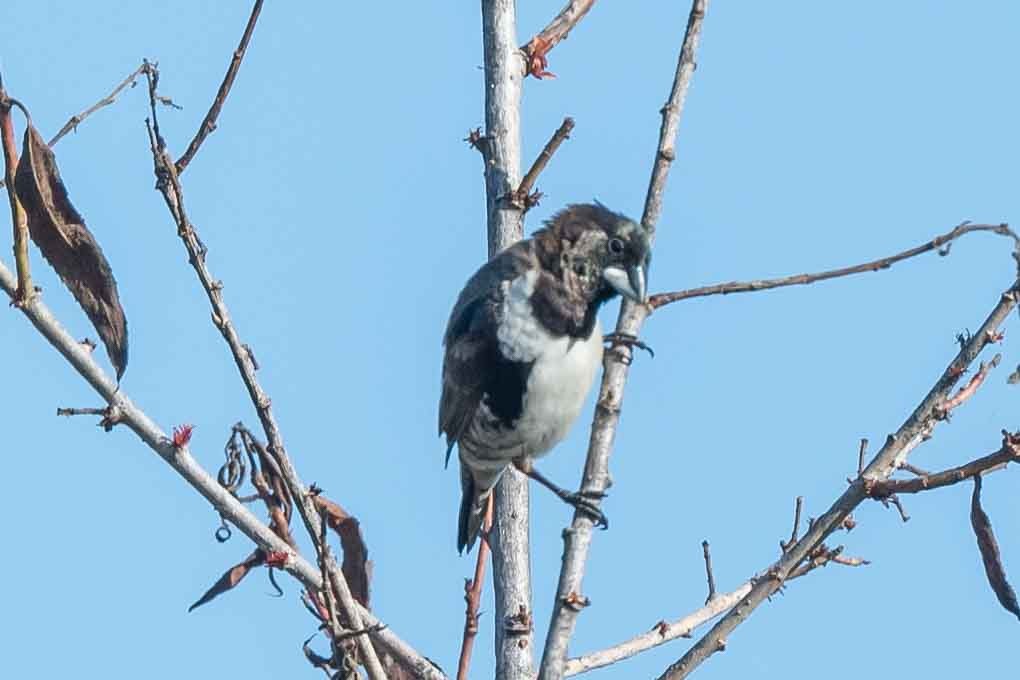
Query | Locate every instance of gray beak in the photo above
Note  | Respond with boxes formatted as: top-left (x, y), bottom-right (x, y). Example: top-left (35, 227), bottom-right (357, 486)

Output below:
top-left (603, 264), bottom-right (647, 303)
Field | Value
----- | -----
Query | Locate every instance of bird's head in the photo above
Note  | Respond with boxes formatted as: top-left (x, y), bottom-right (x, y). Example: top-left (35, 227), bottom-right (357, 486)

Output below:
top-left (535, 202), bottom-right (650, 305)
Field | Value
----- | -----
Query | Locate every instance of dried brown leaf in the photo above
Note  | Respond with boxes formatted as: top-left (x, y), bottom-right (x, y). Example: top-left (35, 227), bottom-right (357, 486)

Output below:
top-left (314, 495), bottom-right (372, 608)
top-left (14, 123), bottom-right (128, 377)
top-left (188, 550), bottom-right (263, 612)
top-left (970, 475), bottom-right (1020, 620)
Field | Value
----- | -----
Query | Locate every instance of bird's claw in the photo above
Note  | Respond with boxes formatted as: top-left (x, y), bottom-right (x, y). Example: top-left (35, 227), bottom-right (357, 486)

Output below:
top-left (559, 489), bottom-right (609, 529)
top-left (603, 332), bottom-right (654, 358)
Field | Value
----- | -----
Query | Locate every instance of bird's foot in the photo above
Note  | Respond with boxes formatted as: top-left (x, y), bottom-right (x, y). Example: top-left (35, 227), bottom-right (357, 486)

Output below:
top-left (557, 488), bottom-right (609, 530)
top-left (603, 332), bottom-right (654, 359)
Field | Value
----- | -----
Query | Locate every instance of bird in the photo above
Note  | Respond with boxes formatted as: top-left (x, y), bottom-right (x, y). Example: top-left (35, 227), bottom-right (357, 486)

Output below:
top-left (439, 202), bottom-right (650, 553)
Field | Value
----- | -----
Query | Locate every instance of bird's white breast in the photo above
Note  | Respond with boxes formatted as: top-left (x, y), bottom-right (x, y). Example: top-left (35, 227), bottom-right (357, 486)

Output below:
top-left (496, 269), bottom-right (603, 458)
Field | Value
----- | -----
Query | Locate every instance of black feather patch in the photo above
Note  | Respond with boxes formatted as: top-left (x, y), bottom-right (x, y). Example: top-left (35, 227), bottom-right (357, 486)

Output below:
top-left (482, 348), bottom-right (533, 428)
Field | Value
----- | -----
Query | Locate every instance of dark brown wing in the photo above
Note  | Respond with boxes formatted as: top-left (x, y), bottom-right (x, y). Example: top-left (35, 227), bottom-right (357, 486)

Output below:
top-left (439, 241), bottom-right (534, 464)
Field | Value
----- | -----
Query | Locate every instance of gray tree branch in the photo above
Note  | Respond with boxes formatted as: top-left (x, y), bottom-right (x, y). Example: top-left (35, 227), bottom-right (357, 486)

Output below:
top-left (656, 280), bottom-right (1018, 680)
top-left (537, 2), bottom-right (709, 678)
top-left (480, 2), bottom-right (533, 678)
top-left (0, 259), bottom-right (445, 680)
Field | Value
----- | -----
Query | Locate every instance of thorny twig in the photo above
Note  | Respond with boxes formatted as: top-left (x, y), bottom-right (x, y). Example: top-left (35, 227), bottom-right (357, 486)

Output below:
top-left (538, 2), bottom-right (709, 678)
top-left (650, 222), bottom-right (1019, 310)
top-left (175, 0), bottom-right (264, 174)
top-left (522, 0), bottom-right (597, 79)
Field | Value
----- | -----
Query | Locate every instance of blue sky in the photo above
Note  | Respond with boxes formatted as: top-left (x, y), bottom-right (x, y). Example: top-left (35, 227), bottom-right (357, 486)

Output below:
top-left (2, 2), bottom-right (1019, 678)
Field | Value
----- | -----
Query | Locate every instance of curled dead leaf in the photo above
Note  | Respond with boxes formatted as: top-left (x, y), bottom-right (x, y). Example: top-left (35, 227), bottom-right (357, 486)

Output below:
top-left (14, 122), bottom-right (128, 377)
top-left (970, 475), bottom-right (1020, 621)
top-left (314, 495), bottom-right (372, 608)
top-left (188, 550), bottom-right (263, 612)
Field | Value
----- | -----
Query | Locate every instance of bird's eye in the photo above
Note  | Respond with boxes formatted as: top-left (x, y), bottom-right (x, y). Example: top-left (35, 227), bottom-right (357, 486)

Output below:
top-left (608, 238), bottom-right (625, 255)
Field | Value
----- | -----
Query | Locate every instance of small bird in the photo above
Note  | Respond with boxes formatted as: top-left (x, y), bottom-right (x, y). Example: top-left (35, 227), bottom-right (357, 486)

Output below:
top-left (439, 203), bottom-right (650, 552)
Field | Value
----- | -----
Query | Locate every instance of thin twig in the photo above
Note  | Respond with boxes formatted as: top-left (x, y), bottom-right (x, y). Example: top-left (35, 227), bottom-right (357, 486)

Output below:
top-left (938, 353), bottom-right (1001, 416)
top-left (142, 66), bottom-right (387, 680)
top-left (56, 407), bottom-right (108, 417)
top-left (869, 431), bottom-right (1020, 497)
top-left (650, 222), bottom-right (1019, 310)
top-left (175, 0), bottom-right (264, 174)
top-left (0, 258), bottom-right (444, 680)
top-left (511, 116), bottom-right (574, 210)
top-left (564, 535), bottom-right (864, 676)
top-left (857, 439), bottom-right (868, 476)
top-left (780, 496), bottom-right (803, 552)
top-left (456, 495), bottom-right (494, 680)
top-left (701, 541), bottom-right (716, 604)
top-left (655, 282), bottom-right (1019, 680)
top-left (50, 63), bottom-right (149, 147)
top-left (537, 3), bottom-right (709, 678)
top-left (0, 86), bottom-right (33, 304)
top-left (522, 0), bottom-right (597, 79)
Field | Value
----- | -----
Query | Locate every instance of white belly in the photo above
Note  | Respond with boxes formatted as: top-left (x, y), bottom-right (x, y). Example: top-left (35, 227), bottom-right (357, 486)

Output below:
top-left (516, 321), bottom-right (603, 457)
top-left (489, 268), bottom-right (604, 458)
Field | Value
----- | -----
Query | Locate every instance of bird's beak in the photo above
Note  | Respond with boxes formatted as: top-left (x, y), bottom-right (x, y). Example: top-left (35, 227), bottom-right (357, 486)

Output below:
top-left (603, 264), bottom-right (647, 303)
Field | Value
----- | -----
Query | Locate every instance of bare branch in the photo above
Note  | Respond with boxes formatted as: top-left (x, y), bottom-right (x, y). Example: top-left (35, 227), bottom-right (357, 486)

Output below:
top-left (522, 1), bottom-right (597, 79)
top-left (938, 353), bottom-right (1001, 416)
top-left (0, 86), bottom-right (33, 304)
top-left (779, 496), bottom-right (803, 553)
top-left (701, 541), bottom-right (717, 604)
top-left (457, 496), bottom-right (494, 680)
top-left (143, 65), bottom-right (387, 680)
top-left (0, 259), bottom-right (444, 680)
top-left (511, 116), bottom-right (574, 210)
top-left (868, 431), bottom-right (1020, 497)
top-left (538, 2), bottom-right (709, 678)
top-left (564, 537), bottom-right (865, 676)
top-left (480, 2), bottom-right (533, 678)
top-left (50, 63), bottom-right (149, 147)
top-left (655, 281), bottom-right (1019, 680)
top-left (175, 0), bottom-right (264, 174)
top-left (650, 222), bottom-right (1019, 310)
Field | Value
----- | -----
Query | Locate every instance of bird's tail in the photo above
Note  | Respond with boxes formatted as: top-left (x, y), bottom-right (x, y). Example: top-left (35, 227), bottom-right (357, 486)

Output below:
top-left (458, 463), bottom-right (504, 553)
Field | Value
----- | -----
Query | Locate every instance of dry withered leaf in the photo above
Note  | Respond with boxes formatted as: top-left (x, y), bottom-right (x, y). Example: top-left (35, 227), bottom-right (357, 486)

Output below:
top-left (970, 475), bottom-right (1020, 621)
top-left (188, 550), bottom-right (263, 612)
top-left (314, 495), bottom-right (372, 608)
top-left (14, 123), bottom-right (128, 377)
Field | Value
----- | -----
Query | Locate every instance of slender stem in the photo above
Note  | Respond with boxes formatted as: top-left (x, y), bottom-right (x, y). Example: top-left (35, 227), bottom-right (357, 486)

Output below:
top-left (0, 90), bottom-right (33, 303)
top-left (537, 3), bottom-right (709, 678)
top-left (456, 496), bottom-right (494, 680)
top-left (175, 0), bottom-right (264, 174)
top-left (513, 117), bottom-right (575, 208)
top-left (869, 434), bottom-right (1020, 497)
top-left (49, 63), bottom-right (150, 148)
top-left (649, 223), bottom-right (1018, 310)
